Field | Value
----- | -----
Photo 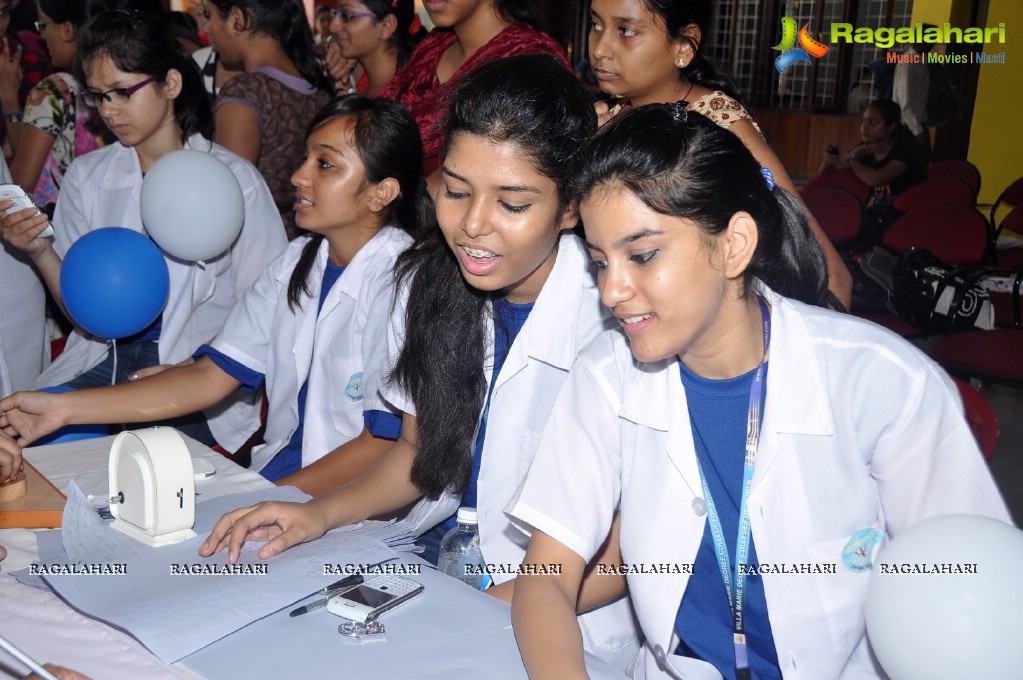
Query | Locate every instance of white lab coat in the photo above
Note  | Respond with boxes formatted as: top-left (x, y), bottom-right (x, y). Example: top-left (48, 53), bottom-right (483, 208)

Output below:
top-left (208, 228), bottom-right (409, 472)
top-left (0, 157), bottom-right (46, 394)
top-left (376, 233), bottom-right (642, 669)
top-left (35, 134), bottom-right (287, 451)
top-left (510, 284), bottom-right (1012, 680)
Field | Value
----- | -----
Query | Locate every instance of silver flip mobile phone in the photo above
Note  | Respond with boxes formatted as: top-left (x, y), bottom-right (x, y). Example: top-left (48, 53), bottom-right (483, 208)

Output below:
top-left (326, 575), bottom-right (424, 623)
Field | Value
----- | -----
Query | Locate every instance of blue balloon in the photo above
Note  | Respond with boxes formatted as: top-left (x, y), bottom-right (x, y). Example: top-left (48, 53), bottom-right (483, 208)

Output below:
top-left (59, 227), bottom-right (170, 340)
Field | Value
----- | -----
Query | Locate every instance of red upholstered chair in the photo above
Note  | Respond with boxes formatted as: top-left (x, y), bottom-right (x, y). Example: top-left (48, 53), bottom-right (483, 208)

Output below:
top-left (930, 268), bottom-right (1023, 390)
top-left (882, 205), bottom-right (989, 265)
top-left (988, 175), bottom-right (1023, 229)
top-left (927, 160), bottom-right (981, 197)
top-left (952, 376), bottom-right (999, 460)
top-left (931, 328), bottom-right (1023, 389)
top-left (892, 178), bottom-right (975, 214)
top-left (992, 206), bottom-right (1023, 268)
top-left (800, 186), bottom-right (862, 246)
top-left (802, 168), bottom-right (870, 205)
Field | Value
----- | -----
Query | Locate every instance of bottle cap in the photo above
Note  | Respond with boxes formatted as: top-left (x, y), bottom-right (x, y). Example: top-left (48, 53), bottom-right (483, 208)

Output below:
top-left (456, 507), bottom-right (478, 525)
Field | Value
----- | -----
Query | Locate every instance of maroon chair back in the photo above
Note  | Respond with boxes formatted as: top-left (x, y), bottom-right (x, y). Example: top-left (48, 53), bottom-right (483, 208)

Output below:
top-left (927, 160), bottom-right (981, 196)
top-left (989, 175), bottom-right (1023, 227)
top-left (892, 178), bottom-right (975, 214)
top-left (951, 377), bottom-right (999, 460)
top-left (882, 205), bottom-right (989, 265)
top-left (800, 187), bottom-right (862, 245)
top-left (802, 168), bottom-right (870, 205)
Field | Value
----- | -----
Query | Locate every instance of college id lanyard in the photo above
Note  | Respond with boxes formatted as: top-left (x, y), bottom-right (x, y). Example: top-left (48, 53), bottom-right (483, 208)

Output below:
top-left (696, 296), bottom-right (770, 680)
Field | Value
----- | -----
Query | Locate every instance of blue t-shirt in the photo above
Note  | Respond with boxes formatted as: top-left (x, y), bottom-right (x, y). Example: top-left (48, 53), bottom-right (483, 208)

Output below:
top-left (674, 360), bottom-right (781, 680)
top-left (442, 298), bottom-right (534, 530)
top-left (195, 262), bottom-right (399, 479)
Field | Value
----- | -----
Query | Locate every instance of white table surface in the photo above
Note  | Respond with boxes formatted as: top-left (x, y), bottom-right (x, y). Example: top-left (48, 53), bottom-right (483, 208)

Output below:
top-left (0, 434), bottom-right (627, 680)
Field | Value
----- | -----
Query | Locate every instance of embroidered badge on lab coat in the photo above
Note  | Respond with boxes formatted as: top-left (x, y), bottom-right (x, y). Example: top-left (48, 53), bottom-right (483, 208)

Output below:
top-left (841, 527), bottom-right (884, 572)
top-left (345, 372), bottom-right (364, 401)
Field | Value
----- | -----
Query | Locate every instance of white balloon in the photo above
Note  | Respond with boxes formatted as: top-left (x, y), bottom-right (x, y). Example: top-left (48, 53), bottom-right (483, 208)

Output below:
top-left (140, 150), bottom-right (245, 262)
top-left (865, 514), bottom-right (1023, 680)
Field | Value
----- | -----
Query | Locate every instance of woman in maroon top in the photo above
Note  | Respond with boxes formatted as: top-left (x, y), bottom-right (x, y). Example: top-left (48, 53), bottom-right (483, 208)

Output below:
top-left (376, 0), bottom-right (565, 179)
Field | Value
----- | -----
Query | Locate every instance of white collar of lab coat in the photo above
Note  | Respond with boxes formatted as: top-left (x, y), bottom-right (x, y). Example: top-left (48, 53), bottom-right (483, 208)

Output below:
top-left (619, 283), bottom-right (836, 436)
top-left (490, 232), bottom-right (590, 389)
top-left (274, 225), bottom-right (404, 314)
top-left (99, 133), bottom-right (214, 190)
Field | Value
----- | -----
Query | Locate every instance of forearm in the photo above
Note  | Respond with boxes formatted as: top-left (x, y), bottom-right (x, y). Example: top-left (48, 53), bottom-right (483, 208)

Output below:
top-left (313, 424), bottom-right (424, 530)
top-left (3, 118), bottom-right (22, 151)
top-left (10, 126), bottom-right (56, 192)
top-left (29, 245), bottom-right (64, 312)
top-left (59, 357), bottom-right (239, 425)
top-left (276, 426), bottom-right (394, 496)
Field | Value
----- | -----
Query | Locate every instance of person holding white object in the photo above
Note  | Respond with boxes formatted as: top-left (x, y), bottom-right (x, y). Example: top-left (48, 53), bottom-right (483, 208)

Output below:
top-left (0, 10), bottom-right (285, 450)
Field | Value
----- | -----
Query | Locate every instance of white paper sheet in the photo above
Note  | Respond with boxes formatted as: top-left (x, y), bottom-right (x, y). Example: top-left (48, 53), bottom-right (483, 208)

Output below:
top-left (40, 484), bottom-right (400, 663)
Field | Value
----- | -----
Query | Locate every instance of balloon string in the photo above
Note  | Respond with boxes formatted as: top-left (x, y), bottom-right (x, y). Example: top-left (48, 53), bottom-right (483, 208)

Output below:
top-left (110, 339), bottom-right (118, 387)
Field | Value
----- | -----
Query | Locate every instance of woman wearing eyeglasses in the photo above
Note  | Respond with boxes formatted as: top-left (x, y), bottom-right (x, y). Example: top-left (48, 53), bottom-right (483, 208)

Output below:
top-left (323, 0), bottom-right (427, 97)
top-left (200, 0), bottom-right (332, 240)
top-left (0, 10), bottom-right (285, 449)
top-left (2, 1), bottom-right (114, 215)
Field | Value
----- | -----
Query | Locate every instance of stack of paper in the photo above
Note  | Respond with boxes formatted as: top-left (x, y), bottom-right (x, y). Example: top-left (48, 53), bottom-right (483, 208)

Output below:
top-left (35, 481), bottom-right (400, 662)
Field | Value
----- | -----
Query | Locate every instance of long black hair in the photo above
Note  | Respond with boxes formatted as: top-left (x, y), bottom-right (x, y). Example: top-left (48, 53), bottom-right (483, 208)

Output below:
top-left (287, 95), bottom-right (433, 309)
top-left (639, 0), bottom-right (744, 103)
top-left (493, 0), bottom-right (542, 29)
top-left (357, 0), bottom-right (427, 68)
top-left (75, 9), bottom-right (213, 141)
top-left (391, 53), bottom-right (596, 498)
top-left (206, 0), bottom-right (332, 93)
top-left (574, 105), bottom-right (838, 310)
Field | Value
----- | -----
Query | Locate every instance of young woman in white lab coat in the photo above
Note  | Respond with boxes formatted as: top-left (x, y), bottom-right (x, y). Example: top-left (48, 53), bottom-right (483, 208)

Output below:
top-left (0, 10), bottom-right (285, 450)
top-left (198, 54), bottom-right (641, 670)
top-left (509, 106), bottom-right (1012, 680)
top-left (0, 95), bottom-right (430, 486)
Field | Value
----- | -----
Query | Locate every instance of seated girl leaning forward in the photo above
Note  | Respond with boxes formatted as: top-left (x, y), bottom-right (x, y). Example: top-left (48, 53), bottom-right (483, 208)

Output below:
top-left (0, 95), bottom-right (429, 487)
top-left (509, 106), bottom-right (1011, 680)
top-left (0, 9), bottom-right (286, 452)
top-left (197, 53), bottom-right (642, 671)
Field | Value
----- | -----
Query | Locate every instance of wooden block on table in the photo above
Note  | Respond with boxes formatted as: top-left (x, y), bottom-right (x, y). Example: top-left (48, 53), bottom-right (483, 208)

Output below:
top-left (0, 460), bottom-right (65, 528)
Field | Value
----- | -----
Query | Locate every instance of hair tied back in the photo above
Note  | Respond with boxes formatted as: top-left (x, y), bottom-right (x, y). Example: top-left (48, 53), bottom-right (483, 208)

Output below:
top-left (760, 166), bottom-right (776, 190)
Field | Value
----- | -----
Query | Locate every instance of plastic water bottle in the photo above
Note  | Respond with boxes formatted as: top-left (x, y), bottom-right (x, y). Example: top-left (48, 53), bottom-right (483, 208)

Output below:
top-left (437, 507), bottom-right (487, 589)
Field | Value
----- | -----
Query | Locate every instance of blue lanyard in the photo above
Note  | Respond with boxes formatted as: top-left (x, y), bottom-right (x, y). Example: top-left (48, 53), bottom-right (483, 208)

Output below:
top-left (695, 296), bottom-right (770, 680)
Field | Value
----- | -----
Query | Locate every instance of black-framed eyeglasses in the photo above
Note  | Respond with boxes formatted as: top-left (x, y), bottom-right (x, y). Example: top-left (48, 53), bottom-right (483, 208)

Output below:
top-left (34, 20), bottom-right (49, 32)
top-left (82, 77), bottom-right (157, 108)
top-left (329, 9), bottom-right (376, 22)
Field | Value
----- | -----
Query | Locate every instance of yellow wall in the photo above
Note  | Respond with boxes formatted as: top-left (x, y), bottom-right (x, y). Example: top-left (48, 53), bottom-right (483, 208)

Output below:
top-left (910, 0), bottom-right (1021, 207)
top-left (967, 0), bottom-right (1022, 206)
